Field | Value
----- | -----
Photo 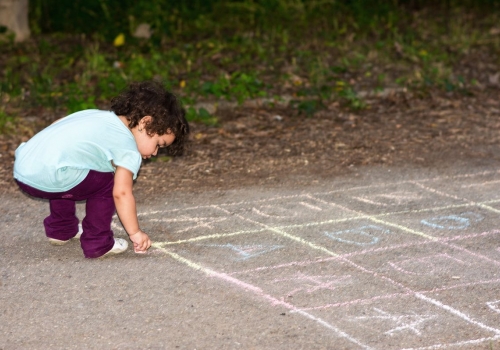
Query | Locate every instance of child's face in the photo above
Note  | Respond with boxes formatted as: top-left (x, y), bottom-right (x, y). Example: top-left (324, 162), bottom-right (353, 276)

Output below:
top-left (135, 130), bottom-right (175, 159)
top-left (132, 117), bottom-right (175, 159)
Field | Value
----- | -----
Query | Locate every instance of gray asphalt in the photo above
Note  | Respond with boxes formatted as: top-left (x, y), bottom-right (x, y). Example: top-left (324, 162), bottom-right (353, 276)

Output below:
top-left (1, 163), bottom-right (500, 350)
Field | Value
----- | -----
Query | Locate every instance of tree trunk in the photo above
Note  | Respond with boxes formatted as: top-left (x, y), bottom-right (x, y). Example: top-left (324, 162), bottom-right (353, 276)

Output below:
top-left (0, 0), bottom-right (30, 42)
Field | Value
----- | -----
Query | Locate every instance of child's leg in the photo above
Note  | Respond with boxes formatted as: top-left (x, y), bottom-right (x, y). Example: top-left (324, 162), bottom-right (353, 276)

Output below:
top-left (15, 180), bottom-right (79, 240)
top-left (73, 171), bottom-right (116, 258)
top-left (44, 200), bottom-right (79, 240)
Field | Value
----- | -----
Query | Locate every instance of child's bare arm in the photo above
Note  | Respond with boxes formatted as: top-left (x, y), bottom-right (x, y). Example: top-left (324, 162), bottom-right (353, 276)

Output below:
top-left (113, 166), bottom-right (151, 253)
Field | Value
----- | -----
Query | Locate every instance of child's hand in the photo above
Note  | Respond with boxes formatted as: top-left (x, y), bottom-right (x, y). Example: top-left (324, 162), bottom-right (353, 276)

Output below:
top-left (129, 230), bottom-right (152, 254)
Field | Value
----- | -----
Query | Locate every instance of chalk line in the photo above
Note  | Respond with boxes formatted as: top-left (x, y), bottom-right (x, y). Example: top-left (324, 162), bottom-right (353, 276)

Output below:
top-left (131, 169), bottom-right (500, 220)
top-left (412, 182), bottom-right (500, 215)
top-left (153, 244), bottom-right (373, 350)
top-left (227, 229), bottom-right (500, 276)
top-left (461, 179), bottom-right (500, 188)
top-left (308, 194), bottom-right (438, 241)
top-left (153, 228), bottom-right (267, 248)
top-left (400, 335), bottom-right (500, 350)
top-left (296, 278), bottom-right (500, 312)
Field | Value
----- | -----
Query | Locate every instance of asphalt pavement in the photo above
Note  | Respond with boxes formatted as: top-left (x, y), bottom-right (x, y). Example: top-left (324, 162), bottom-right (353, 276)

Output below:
top-left (1, 162), bottom-right (500, 350)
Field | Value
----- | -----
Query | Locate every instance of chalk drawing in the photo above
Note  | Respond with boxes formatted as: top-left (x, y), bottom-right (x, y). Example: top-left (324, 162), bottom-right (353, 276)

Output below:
top-left (324, 224), bottom-right (391, 246)
top-left (296, 278), bottom-right (500, 312)
top-left (413, 181), bottom-right (500, 215)
top-left (420, 212), bottom-right (483, 230)
top-left (352, 191), bottom-right (423, 207)
top-left (388, 253), bottom-right (470, 276)
top-left (140, 169), bottom-right (500, 349)
top-left (401, 335), bottom-right (500, 350)
top-left (217, 198), bottom-right (500, 339)
top-left (150, 215), bottom-right (228, 233)
top-left (200, 243), bottom-right (284, 261)
top-left (487, 300), bottom-right (500, 314)
top-left (353, 307), bottom-right (437, 336)
top-left (272, 273), bottom-right (352, 296)
top-left (251, 200), bottom-right (325, 219)
top-left (461, 180), bottom-right (500, 188)
top-left (252, 206), bottom-right (298, 218)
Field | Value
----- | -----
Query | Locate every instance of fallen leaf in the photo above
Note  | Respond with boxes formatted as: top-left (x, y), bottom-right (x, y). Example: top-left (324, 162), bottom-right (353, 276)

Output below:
top-left (113, 33), bottom-right (125, 47)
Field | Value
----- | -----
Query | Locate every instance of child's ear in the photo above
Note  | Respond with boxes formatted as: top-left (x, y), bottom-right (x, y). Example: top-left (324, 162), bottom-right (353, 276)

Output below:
top-left (140, 116), bottom-right (153, 127)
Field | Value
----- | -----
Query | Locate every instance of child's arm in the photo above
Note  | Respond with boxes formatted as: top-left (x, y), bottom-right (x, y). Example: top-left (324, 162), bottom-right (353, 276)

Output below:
top-left (113, 166), bottom-right (151, 253)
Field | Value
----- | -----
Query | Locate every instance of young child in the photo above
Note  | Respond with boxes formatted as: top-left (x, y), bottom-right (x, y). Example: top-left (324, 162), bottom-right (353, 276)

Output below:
top-left (13, 81), bottom-right (189, 258)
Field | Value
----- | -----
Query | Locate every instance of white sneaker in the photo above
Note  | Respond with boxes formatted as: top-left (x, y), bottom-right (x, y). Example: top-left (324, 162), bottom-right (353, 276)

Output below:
top-left (48, 224), bottom-right (83, 246)
top-left (101, 238), bottom-right (128, 257)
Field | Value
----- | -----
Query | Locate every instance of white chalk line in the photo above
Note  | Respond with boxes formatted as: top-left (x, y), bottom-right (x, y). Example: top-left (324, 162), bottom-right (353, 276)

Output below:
top-left (400, 334), bottom-right (500, 350)
top-left (153, 228), bottom-right (268, 248)
top-left (133, 168), bottom-right (500, 218)
top-left (461, 179), bottom-right (500, 188)
top-left (153, 245), bottom-right (374, 350)
top-left (412, 181), bottom-right (500, 215)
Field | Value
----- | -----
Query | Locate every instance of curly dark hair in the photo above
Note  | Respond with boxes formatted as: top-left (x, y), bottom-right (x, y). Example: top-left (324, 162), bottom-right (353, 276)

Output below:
top-left (110, 81), bottom-right (190, 155)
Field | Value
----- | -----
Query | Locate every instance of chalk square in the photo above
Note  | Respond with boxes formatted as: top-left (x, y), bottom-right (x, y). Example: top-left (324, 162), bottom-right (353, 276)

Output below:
top-left (349, 243), bottom-right (500, 291)
top-left (315, 295), bottom-right (498, 349)
top-left (220, 195), bottom-right (357, 227)
top-left (422, 172), bottom-right (500, 203)
top-left (165, 230), bottom-right (334, 272)
top-left (381, 206), bottom-right (497, 239)
top-left (312, 182), bottom-right (467, 215)
top-left (284, 218), bottom-right (428, 256)
top-left (232, 260), bottom-right (408, 310)
top-left (132, 206), bottom-right (263, 242)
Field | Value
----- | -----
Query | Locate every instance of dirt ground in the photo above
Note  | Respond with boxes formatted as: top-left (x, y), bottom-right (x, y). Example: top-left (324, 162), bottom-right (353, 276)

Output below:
top-left (1, 88), bottom-right (500, 194)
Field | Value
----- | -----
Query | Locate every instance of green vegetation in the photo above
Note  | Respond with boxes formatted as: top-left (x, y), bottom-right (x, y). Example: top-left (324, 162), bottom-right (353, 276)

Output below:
top-left (1, 0), bottom-right (500, 129)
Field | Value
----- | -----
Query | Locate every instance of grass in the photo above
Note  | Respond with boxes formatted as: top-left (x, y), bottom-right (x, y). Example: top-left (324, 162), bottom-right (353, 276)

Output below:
top-left (0, 110), bottom-right (15, 133)
top-left (1, 3), bottom-right (499, 131)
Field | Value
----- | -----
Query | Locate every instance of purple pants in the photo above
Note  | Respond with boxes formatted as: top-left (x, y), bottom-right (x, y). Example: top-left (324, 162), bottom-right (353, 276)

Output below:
top-left (16, 170), bottom-right (116, 258)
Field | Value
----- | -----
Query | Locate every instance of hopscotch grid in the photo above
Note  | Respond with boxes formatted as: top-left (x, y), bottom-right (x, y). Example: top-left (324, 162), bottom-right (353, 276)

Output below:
top-left (150, 170), bottom-right (500, 349)
top-left (211, 202), bottom-right (500, 342)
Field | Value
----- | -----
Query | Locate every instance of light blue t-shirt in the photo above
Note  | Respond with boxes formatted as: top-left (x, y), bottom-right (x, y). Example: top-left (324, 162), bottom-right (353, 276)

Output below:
top-left (14, 109), bottom-right (142, 192)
